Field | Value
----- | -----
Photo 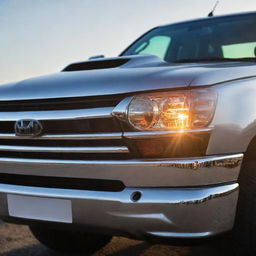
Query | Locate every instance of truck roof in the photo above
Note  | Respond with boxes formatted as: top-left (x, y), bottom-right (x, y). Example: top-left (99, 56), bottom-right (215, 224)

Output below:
top-left (160, 10), bottom-right (256, 28)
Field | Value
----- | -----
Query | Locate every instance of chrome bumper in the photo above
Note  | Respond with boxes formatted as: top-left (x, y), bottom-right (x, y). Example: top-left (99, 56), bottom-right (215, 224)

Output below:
top-left (0, 183), bottom-right (238, 239)
top-left (0, 153), bottom-right (243, 187)
top-left (0, 153), bottom-right (243, 239)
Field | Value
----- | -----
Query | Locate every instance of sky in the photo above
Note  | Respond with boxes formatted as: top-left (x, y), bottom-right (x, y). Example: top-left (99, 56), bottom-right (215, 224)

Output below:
top-left (0, 0), bottom-right (255, 84)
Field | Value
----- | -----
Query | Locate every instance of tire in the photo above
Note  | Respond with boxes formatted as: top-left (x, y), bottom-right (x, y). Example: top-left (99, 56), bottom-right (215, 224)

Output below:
top-left (30, 226), bottom-right (112, 254)
top-left (217, 158), bottom-right (256, 256)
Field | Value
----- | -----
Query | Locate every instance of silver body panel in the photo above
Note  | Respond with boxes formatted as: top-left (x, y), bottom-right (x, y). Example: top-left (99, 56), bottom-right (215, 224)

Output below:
top-left (0, 56), bottom-right (255, 101)
top-left (207, 77), bottom-right (256, 155)
top-left (0, 181), bottom-right (238, 239)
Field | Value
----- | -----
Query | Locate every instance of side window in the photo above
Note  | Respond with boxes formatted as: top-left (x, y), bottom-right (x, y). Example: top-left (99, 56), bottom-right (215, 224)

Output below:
top-left (134, 35), bottom-right (171, 59)
top-left (222, 42), bottom-right (256, 58)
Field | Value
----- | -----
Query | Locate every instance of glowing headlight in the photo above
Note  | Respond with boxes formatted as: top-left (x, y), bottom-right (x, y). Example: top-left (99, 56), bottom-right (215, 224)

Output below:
top-left (127, 89), bottom-right (217, 131)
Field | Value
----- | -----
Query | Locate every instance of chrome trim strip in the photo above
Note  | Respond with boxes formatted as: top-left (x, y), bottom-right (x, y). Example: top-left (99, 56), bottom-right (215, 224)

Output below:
top-left (0, 153), bottom-right (243, 169)
top-left (0, 133), bottom-right (122, 140)
top-left (0, 145), bottom-right (129, 154)
top-left (0, 107), bottom-right (113, 121)
top-left (124, 128), bottom-right (212, 139)
top-left (148, 231), bottom-right (212, 239)
top-left (112, 96), bottom-right (133, 121)
top-left (0, 129), bottom-right (211, 140)
top-left (0, 183), bottom-right (238, 203)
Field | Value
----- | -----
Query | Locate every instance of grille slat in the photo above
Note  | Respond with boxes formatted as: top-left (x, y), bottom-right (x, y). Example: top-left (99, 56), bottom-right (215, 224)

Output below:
top-left (0, 145), bottom-right (129, 153)
top-left (0, 133), bottom-right (122, 140)
top-left (0, 107), bottom-right (113, 121)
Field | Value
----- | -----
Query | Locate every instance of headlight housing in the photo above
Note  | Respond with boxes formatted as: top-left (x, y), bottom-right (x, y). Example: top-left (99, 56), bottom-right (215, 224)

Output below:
top-left (127, 89), bottom-right (217, 131)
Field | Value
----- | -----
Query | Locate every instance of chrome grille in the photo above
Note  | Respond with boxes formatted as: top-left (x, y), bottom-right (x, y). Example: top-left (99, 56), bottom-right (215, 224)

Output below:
top-left (0, 97), bottom-right (131, 160)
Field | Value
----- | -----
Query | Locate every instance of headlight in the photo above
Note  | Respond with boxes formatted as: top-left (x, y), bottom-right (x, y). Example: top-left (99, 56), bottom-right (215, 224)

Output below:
top-left (127, 89), bottom-right (217, 131)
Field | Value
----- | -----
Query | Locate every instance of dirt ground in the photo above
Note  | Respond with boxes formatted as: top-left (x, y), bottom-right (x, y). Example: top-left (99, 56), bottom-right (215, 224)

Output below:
top-left (0, 223), bottom-right (229, 256)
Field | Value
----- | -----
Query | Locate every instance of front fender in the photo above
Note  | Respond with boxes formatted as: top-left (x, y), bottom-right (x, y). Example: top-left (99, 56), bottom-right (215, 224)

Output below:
top-left (207, 77), bottom-right (256, 155)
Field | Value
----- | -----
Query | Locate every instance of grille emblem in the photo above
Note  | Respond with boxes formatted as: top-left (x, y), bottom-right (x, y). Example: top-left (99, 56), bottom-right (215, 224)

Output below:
top-left (15, 119), bottom-right (43, 137)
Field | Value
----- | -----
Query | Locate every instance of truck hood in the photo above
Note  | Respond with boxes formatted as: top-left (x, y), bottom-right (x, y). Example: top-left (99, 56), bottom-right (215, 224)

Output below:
top-left (1, 55), bottom-right (256, 101)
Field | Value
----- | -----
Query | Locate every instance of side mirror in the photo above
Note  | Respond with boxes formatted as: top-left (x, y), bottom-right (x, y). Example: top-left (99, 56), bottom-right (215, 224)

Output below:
top-left (88, 55), bottom-right (105, 60)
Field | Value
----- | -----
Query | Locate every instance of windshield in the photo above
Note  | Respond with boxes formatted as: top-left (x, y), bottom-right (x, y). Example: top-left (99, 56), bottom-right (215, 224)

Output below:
top-left (121, 13), bottom-right (256, 63)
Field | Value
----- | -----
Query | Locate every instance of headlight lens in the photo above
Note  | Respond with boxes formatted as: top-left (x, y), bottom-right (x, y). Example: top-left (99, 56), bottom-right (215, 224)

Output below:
top-left (127, 96), bottom-right (159, 130)
top-left (127, 89), bottom-right (217, 131)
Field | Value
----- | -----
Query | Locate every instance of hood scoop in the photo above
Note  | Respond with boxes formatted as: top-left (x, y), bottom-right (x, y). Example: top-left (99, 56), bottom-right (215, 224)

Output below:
top-left (63, 58), bottom-right (129, 72)
top-left (62, 55), bottom-right (168, 72)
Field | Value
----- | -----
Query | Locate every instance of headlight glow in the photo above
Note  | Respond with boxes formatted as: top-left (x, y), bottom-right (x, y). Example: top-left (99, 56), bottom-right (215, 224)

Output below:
top-left (127, 89), bottom-right (217, 131)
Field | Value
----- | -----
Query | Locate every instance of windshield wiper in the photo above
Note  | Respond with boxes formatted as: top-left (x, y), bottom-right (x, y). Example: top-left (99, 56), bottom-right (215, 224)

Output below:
top-left (173, 57), bottom-right (256, 63)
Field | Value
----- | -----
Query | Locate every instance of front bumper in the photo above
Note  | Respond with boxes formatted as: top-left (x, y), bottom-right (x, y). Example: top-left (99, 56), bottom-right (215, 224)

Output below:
top-left (0, 153), bottom-right (243, 239)
top-left (0, 183), bottom-right (238, 239)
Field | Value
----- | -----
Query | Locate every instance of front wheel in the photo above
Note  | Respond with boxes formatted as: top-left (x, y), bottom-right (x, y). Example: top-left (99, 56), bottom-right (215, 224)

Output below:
top-left (30, 226), bottom-right (112, 254)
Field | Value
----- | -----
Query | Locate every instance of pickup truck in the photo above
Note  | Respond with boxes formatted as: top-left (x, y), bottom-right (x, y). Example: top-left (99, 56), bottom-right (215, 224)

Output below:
top-left (0, 11), bottom-right (255, 255)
